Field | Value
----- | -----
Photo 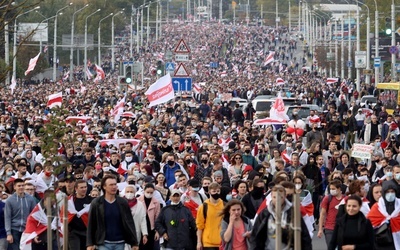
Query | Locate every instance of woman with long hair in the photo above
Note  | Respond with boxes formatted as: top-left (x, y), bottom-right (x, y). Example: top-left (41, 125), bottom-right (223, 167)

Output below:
top-left (233, 180), bottom-right (249, 201)
top-left (154, 173), bottom-right (170, 202)
top-left (309, 142), bottom-right (322, 156)
top-left (228, 153), bottom-right (247, 181)
top-left (182, 153), bottom-right (197, 178)
top-left (220, 200), bottom-right (253, 250)
top-left (366, 183), bottom-right (382, 208)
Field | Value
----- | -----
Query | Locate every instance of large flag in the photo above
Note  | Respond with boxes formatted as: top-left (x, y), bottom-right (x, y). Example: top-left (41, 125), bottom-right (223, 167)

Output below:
top-left (270, 92), bottom-right (289, 121)
top-left (112, 96), bottom-right (126, 123)
top-left (10, 76), bottom-right (16, 94)
top-left (367, 197), bottom-right (400, 250)
top-left (193, 83), bottom-right (202, 94)
top-left (24, 52), bottom-right (41, 76)
top-left (86, 67), bottom-right (93, 80)
top-left (264, 51), bottom-right (275, 66)
top-left (145, 74), bottom-right (174, 107)
top-left (276, 77), bottom-right (285, 86)
top-left (47, 92), bottom-right (63, 108)
top-left (300, 191), bottom-right (315, 238)
top-left (59, 195), bottom-right (90, 237)
top-left (94, 64), bottom-right (105, 82)
top-left (326, 77), bottom-right (339, 84)
top-left (20, 203), bottom-right (57, 250)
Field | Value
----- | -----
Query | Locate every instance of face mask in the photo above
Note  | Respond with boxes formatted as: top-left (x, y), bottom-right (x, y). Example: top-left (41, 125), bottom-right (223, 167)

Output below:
top-left (138, 180), bottom-right (143, 186)
top-left (185, 159), bottom-right (191, 164)
top-left (192, 187), bottom-right (200, 192)
top-left (210, 193), bottom-right (220, 200)
top-left (6, 171), bottom-right (13, 177)
top-left (103, 167), bottom-right (110, 172)
top-left (167, 160), bottom-right (175, 166)
top-left (286, 194), bottom-right (293, 202)
top-left (142, 145), bottom-right (148, 149)
top-left (245, 149), bottom-right (251, 154)
top-left (125, 157), bottom-right (133, 162)
top-left (348, 175), bottom-right (354, 180)
top-left (286, 147), bottom-right (292, 153)
top-left (295, 184), bottom-right (302, 190)
top-left (95, 165), bottom-right (102, 170)
top-left (222, 135), bottom-right (228, 139)
top-left (144, 193), bottom-right (153, 199)
top-left (170, 201), bottom-right (180, 205)
top-left (203, 186), bottom-right (209, 193)
top-left (226, 194), bottom-right (233, 201)
top-left (44, 171), bottom-right (52, 177)
top-left (18, 147), bottom-right (23, 152)
top-left (330, 189), bottom-right (338, 196)
top-left (396, 173), bottom-right (400, 181)
top-left (387, 172), bottom-right (393, 178)
top-left (125, 193), bottom-right (135, 200)
top-left (201, 159), bottom-right (208, 164)
top-left (376, 142), bottom-right (381, 148)
top-left (141, 172), bottom-right (147, 176)
top-left (77, 138), bottom-right (83, 142)
top-left (385, 192), bottom-right (396, 202)
top-left (358, 175), bottom-right (368, 182)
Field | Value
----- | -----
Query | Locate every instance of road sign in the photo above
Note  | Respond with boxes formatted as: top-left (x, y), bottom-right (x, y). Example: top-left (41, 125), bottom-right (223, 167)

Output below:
top-left (363, 69), bottom-right (373, 75)
top-left (174, 63), bottom-right (190, 77)
top-left (374, 57), bottom-right (381, 67)
top-left (174, 39), bottom-right (190, 53)
top-left (396, 63), bottom-right (400, 73)
top-left (172, 77), bottom-right (192, 91)
top-left (397, 27), bottom-right (400, 36)
top-left (210, 62), bottom-right (219, 68)
top-left (355, 51), bottom-right (366, 68)
top-left (347, 61), bottom-right (353, 68)
top-left (389, 45), bottom-right (399, 55)
top-left (175, 54), bottom-right (189, 61)
top-left (123, 61), bottom-right (134, 65)
top-left (165, 51), bottom-right (173, 60)
top-left (165, 62), bottom-right (175, 72)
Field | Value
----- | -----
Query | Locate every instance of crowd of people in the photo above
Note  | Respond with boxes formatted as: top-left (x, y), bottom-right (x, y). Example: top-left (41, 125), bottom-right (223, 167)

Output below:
top-left (1, 20), bottom-right (400, 250)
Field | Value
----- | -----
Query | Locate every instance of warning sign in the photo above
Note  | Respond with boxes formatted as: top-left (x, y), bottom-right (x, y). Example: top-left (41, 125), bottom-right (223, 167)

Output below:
top-left (174, 63), bottom-right (190, 77)
top-left (174, 39), bottom-right (190, 54)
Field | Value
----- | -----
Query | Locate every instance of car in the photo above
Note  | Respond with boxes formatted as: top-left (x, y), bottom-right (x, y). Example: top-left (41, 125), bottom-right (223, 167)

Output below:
top-left (252, 96), bottom-right (276, 119)
top-left (360, 95), bottom-right (377, 108)
top-left (286, 106), bottom-right (311, 121)
top-left (301, 104), bottom-right (323, 113)
top-left (229, 97), bottom-right (248, 110)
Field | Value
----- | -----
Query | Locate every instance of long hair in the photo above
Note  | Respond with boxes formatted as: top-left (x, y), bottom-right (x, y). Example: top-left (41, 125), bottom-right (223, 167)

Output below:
top-left (218, 199), bottom-right (246, 220)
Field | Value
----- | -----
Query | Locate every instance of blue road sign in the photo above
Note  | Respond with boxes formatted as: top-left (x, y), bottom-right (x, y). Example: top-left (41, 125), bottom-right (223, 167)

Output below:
top-left (210, 62), bottom-right (219, 68)
top-left (396, 63), bottom-right (400, 73)
top-left (165, 62), bottom-right (175, 72)
top-left (123, 61), bottom-right (134, 65)
top-left (172, 77), bottom-right (192, 91)
top-left (347, 60), bottom-right (353, 68)
top-left (374, 57), bottom-right (381, 67)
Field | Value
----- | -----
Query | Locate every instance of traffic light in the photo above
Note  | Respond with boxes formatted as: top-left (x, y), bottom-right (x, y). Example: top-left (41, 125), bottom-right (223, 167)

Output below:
top-left (385, 17), bottom-right (391, 35)
top-left (125, 66), bottom-right (132, 84)
top-left (156, 61), bottom-right (163, 76)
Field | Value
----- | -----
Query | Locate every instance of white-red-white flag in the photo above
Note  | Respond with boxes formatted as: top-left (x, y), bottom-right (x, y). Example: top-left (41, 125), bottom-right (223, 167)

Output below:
top-left (264, 51), bottom-right (275, 66)
top-left (326, 77), bottom-right (339, 84)
top-left (270, 92), bottom-right (289, 121)
top-left (279, 63), bottom-right (284, 72)
top-left (193, 83), bottom-right (202, 94)
top-left (145, 74), bottom-right (174, 107)
top-left (220, 71), bottom-right (227, 77)
top-left (43, 45), bottom-right (48, 53)
top-left (86, 67), bottom-right (93, 80)
top-left (257, 50), bottom-right (264, 56)
top-left (10, 76), bottom-right (17, 94)
top-left (94, 64), bottom-right (105, 82)
top-left (62, 71), bottom-right (69, 82)
top-left (276, 77), bottom-right (285, 86)
top-left (112, 96), bottom-right (126, 123)
top-left (47, 92), bottom-right (62, 108)
top-left (24, 52), bottom-right (41, 76)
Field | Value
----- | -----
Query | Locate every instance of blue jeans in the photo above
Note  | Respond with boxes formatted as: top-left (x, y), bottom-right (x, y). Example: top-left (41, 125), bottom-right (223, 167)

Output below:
top-left (98, 242), bottom-right (125, 250)
top-left (7, 230), bottom-right (22, 250)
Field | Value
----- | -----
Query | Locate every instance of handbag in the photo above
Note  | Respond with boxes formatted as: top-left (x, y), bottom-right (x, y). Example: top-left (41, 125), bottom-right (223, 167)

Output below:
top-left (375, 222), bottom-right (393, 246)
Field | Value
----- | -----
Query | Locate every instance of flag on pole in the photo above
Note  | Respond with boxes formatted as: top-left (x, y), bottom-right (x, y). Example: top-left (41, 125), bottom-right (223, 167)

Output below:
top-left (276, 77), bottom-right (285, 86)
top-left (94, 64), bottom-right (105, 82)
top-left (270, 92), bottom-right (289, 121)
top-left (279, 63), bottom-right (284, 72)
top-left (43, 45), bottom-right (48, 53)
top-left (193, 83), bottom-right (202, 94)
top-left (112, 95), bottom-right (126, 123)
top-left (326, 77), bottom-right (339, 84)
top-left (10, 76), bottom-right (16, 94)
top-left (86, 67), bottom-right (93, 80)
top-left (145, 74), bottom-right (174, 107)
top-left (47, 92), bottom-right (63, 108)
top-left (300, 191), bottom-right (315, 238)
top-left (62, 71), bottom-right (69, 82)
top-left (24, 52), bottom-right (41, 76)
top-left (263, 51), bottom-right (275, 66)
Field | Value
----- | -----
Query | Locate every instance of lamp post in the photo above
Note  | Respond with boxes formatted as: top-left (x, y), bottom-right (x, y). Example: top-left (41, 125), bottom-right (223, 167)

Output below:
top-left (136, 4), bottom-right (146, 53)
top-left (84, 8), bottom-right (101, 79)
top-left (98, 13), bottom-right (113, 67)
top-left (275, 0), bottom-right (278, 29)
top-left (373, 0), bottom-right (379, 86)
top-left (146, 3), bottom-right (151, 46)
top-left (53, 3), bottom-right (72, 81)
top-left (355, 0), bottom-right (370, 86)
top-left (13, 6), bottom-right (40, 82)
top-left (112, 10), bottom-right (124, 71)
top-left (70, 4), bottom-right (89, 82)
top-left (391, 0), bottom-right (396, 81)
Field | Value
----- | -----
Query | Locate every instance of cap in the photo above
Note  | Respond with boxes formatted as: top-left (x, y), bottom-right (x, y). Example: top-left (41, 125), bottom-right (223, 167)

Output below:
top-left (144, 176), bottom-right (155, 183)
top-left (65, 175), bottom-right (76, 182)
top-left (358, 108), bottom-right (362, 112)
top-left (188, 179), bottom-right (200, 188)
top-left (170, 189), bottom-right (181, 196)
top-left (358, 161), bottom-right (366, 166)
top-left (243, 165), bottom-right (253, 173)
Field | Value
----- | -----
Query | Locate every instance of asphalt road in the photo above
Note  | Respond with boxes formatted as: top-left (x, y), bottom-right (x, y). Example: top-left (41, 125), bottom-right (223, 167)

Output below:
top-left (312, 232), bottom-right (328, 250)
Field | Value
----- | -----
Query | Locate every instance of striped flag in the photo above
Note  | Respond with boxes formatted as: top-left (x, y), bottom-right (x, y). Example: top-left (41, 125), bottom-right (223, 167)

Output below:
top-left (263, 51), bottom-right (275, 66)
top-left (193, 83), bottom-right (202, 94)
top-left (257, 50), bottom-right (264, 56)
top-left (276, 77), bottom-right (285, 85)
top-left (300, 191), bottom-right (315, 238)
top-left (367, 198), bottom-right (400, 250)
top-left (24, 52), bottom-right (41, 75)
top-left (94, 64), bottom-right (105, 82)
top-left (10, 76), bottom-right (16, 94)
top-left (220, 71), bottom-right (227, 77)
top-left (112, 95), bottom-right (126, 123)
top-left (326, 77), bottom-right (339, 84)
top-left (279, 63), bottom-right (284, 72)
top-left (86, 67), bottom-right (93, 80)
top-left (43, 45), bottom-right (48, 53)
top-left (47, 92), bottom-right (62, 108)
top-left (62, 71), bottom-right (69, 82)
top-left (59, 196), bottom-right (90, 237)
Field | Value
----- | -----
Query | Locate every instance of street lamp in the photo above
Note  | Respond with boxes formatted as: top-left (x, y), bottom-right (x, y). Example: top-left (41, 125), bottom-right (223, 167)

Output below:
top-left (98, 13), bottom-right (113, 67)
top-left (53, 3), bottom-right (72, 81)
top-left (13, 6), bottom-right (40, 82)
top-left (37, 14), bottom-right (60, 53)
top-left (0, 2), bottom-right (15, 9)
top-left (112, 9), bottom-right (124, 71)
top-left (146, 2), bottom-right (151, 46)
top-left (355, 0), bottom-right (370, 87)
top-left (84, 8), bottom-right (101, 80)
top-left (373, 0), bottom-right (379, 86)
top-left (70, 4), bottom-right (89, 82)
top-left (136, 4), bottom-right (146, 53)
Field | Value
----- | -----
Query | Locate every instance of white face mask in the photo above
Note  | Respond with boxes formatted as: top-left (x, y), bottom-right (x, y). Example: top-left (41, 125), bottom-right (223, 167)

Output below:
top-left (330, 189), bottom-right (338, 196)
top-left (125, 157), bottom-right (133, 162)
top-left (125, 193), bottom-right (135, 200)
top-left (103, 167), bottom-right (110, 172)
top-left (295, 184), bottom-right (302, 190)
top-left (348, 175), bottom-right (354, 181)
top-left (144, 193), bottom-right (153, 199)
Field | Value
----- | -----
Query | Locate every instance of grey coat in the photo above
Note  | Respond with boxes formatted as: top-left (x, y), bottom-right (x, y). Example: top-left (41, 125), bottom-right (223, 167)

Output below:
top-left (220, 215), bottom-right (252, 250)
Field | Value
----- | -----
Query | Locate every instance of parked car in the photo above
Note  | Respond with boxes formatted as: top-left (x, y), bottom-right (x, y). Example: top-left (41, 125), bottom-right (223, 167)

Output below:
top-left (286, 105), bottom-right (311, 121)
top-left (360, 95), bottom-right (377, 108)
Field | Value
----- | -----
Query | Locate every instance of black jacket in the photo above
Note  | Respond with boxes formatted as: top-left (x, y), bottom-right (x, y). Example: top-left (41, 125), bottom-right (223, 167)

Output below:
top-left (328, 212), bottom-right (374, 250)
top-left (250, 204), bottom-right (312, 250)
top-left (86, 196), bottom-right (138, 247)
top-left (155, 202), bottom-right (196, 249)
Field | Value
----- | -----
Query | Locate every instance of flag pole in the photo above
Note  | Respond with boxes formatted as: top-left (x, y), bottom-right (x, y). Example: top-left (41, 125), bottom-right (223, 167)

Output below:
top-left (46, 196), bottom-right (53, 250)
top-left (63, 196), bottom-right (69, 249)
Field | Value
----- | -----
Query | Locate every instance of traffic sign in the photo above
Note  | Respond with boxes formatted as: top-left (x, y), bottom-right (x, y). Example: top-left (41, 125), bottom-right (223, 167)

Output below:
top-left (172, 77), bottom-right (192, 91)
top-left (347, 60), bottom-right (353, 68)
top-left (174, 39), bottom-right (190, 53)
top-left (165, 62), bottom-right (175, 72)
top-left (389, 46), bottom-right (399, 55)
top-left (123, 61), bottom-right (134, 65)
top-left (396, 63), bottom-right (400, 73)
top-left (175, 54), bottom-right (189, 61)
top-left (396, 27), bottom-right (400, 36)
top-left (374, 57), bottom-right (381, 67)
top-left (355, 51), bottom-right (366, 68)
top-left (174, 63), bottom-right (190, 77)
top-left (210, 62), bottom-right (219, 68)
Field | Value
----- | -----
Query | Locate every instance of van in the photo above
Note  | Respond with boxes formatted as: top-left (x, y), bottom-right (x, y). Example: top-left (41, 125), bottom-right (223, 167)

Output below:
top-left (252, 96), bottom-right (276, 119)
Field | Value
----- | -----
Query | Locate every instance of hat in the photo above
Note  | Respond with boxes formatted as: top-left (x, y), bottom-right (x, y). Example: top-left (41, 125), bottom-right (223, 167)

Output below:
top-left (213, 170), bottom-right (223, 177)
top-left (373, 151), bottom-right (383, 157)
top-left (144, 176), bottom-right (155, 183)
top-left (65, 175), bottom-right (76, 182)
top-left (358, 161), bottom-right (366, 166)
top-left (170, 189), bottom-right (181, 196)
top-left (358, 108), bottom-right (362, 112)
top-left (188, 179), bottom-right (200, 188)
top-left (243, 165), bottom-right (253, 173)
top-left (228, 141), bottom-right (236, 149)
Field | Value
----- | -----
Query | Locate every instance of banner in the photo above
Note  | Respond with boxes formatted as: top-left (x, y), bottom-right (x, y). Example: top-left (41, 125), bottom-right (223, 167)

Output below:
top-left (145, 74), bottom-right (174, 107)
top-left (351, 143), bottom-right (374, 159)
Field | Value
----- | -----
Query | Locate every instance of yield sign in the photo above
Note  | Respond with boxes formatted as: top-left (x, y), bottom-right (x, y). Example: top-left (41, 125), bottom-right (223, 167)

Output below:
top-left (174, 39), bottom-right (190, 53)
top-left (174, 63), bottom-right (190, 77)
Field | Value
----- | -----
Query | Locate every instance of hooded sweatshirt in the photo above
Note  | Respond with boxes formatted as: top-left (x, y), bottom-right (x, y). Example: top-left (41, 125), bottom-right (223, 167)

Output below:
top-left (5, 193), bottom-right (36, 234)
